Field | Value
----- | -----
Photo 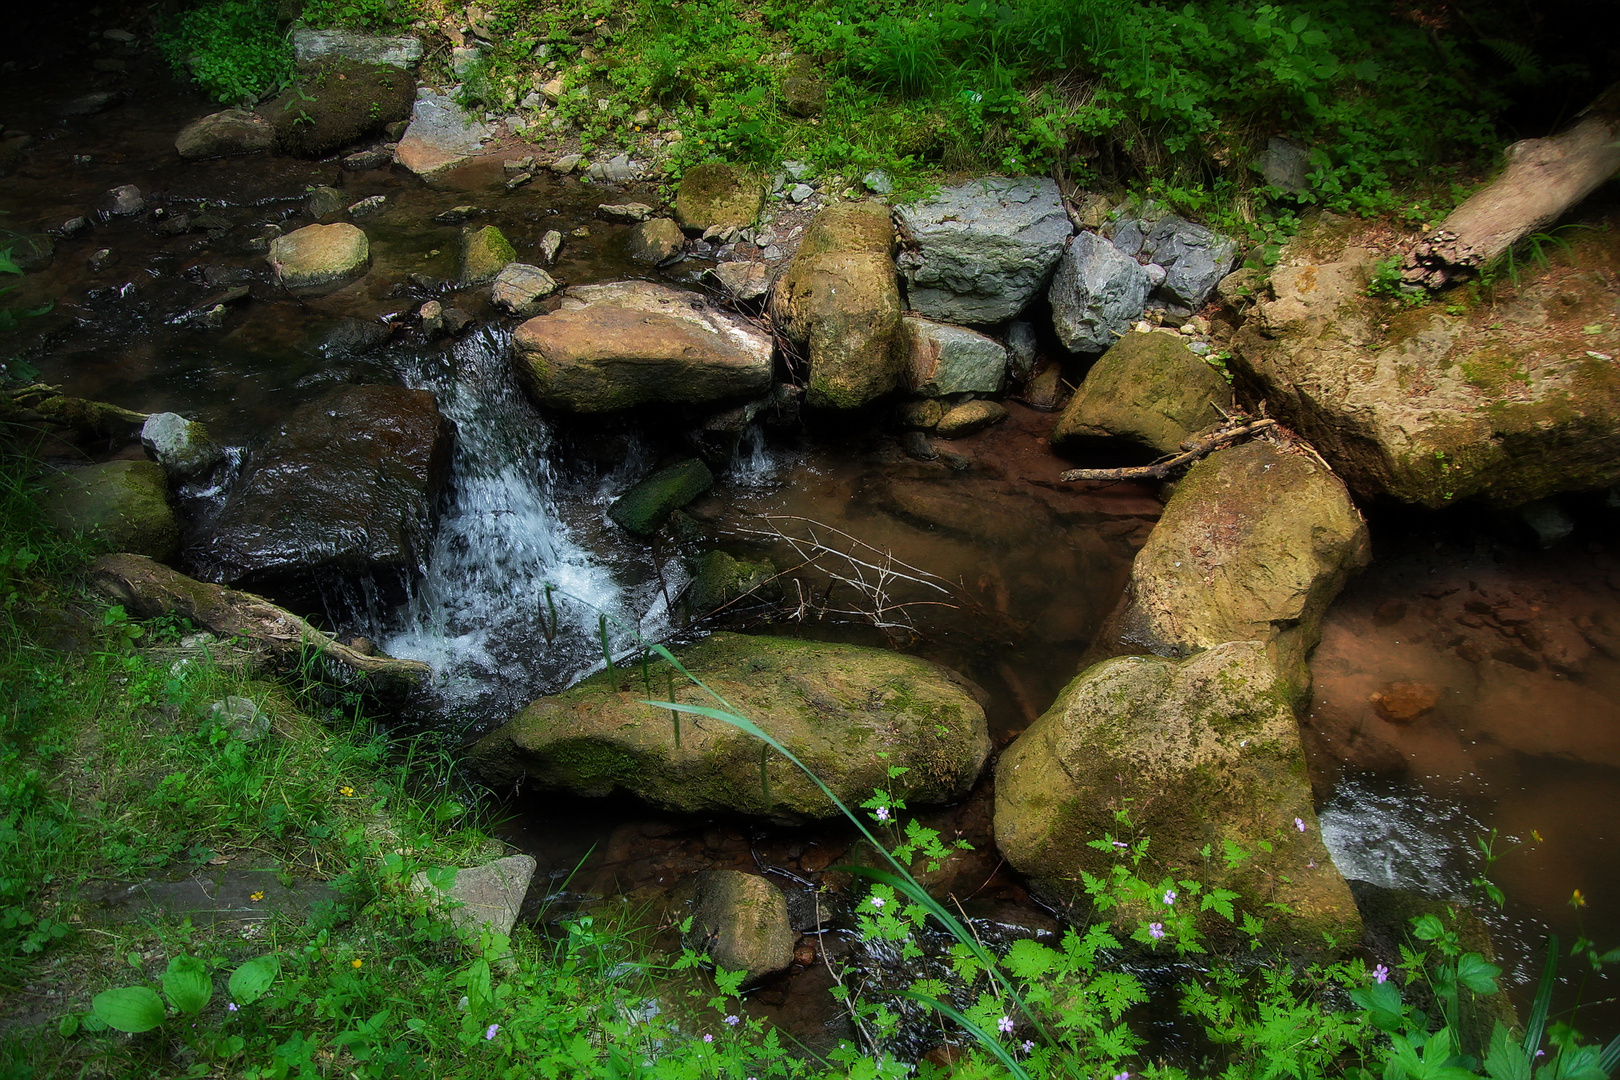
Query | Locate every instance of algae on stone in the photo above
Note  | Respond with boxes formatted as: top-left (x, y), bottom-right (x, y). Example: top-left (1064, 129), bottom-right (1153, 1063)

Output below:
top-left (674, 163), bottom-right (765, 233)
top-left (460, 225), bottom-right (517, 285)
top-left (1052, 331), bottom-right (1232, 456)
top-left (42, 460), bottom-right (178, 560)
top-left (608, 459), bottom-right (714, 536)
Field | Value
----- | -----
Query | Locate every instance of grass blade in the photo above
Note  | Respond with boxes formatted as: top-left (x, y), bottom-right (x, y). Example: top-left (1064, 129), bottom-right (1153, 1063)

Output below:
top-left (896, 989), bottom-right (1034, 1080)
top-left (1524, 934), bottom-right (1559, 1065)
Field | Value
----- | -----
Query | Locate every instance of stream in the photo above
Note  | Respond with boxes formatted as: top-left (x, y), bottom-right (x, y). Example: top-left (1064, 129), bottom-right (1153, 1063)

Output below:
top-left (6, 55), bottom-right (1620, 1055)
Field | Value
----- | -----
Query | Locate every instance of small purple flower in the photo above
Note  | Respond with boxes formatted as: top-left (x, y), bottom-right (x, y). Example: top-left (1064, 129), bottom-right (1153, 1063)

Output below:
top-left (1149, 922), bottom-right (1165, 940)
top-left (1115, 1073), bottom-right (1131, 1080)
top-left (1295, 817), bottom-right (1307, 833)
top-left (870, 896), bottom-right (885, 909)
top-left (1111, 841), bottom-right (1128, 849)
top-left (724, 1014), bottom-right (740, 1026)
top-left (875, 806), bottom-right (890, 822)
top-left (1373, 964), bottom-right (1389, 984)
top-left (1022, 1040), bottom-right (1036, 1053)
top-left (998, 1015), bottom-right (1014, 1034)
top-left (1163, 889), bottom-right (1177, 905)
top-left (227, 1002), bottom-right (239, 1012)
top-left (484, 1024), bottom-right (500, 1040)
top-left (703, 1033), bottom-right (714, 1043)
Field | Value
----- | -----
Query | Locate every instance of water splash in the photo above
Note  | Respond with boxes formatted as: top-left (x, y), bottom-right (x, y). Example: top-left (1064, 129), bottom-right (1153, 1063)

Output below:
top-left (1317, 775), bottom-right (1485, 898)
top-left (727, 424), bottom-right (785, 489)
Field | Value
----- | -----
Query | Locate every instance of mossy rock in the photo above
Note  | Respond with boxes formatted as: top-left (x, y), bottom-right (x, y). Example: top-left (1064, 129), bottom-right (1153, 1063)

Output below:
top-left (608, 459), bottom-right (714, 537)
top-left (686, 549), bottom-right (777, 614)
top-left (1052, 331), bottom-right (1232, 456)
top-left (42, 460), bottom-right (178, 560)
top-left (460, 225), bottom-right (516, 285)
top-left (674, 163), bottom-right (765, 233)
top-left (270, 59), bottom-right (414, 158)
top-left (467, 633), bottom-right (991, 824)
top-left (995, 641), bottom-right (1361, 954)
top-left (685, 870), bottom-right (794, 984)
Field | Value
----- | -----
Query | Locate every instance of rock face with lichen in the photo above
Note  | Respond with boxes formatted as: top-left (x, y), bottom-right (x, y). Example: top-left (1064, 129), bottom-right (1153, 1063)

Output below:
top-left (466, 633), bottom-right (990, 824)
top-left (674, 163), bottom-right (764, 233)
top-left (1052, 331), bottom-right (1233, 456)
top-left (994, 641), bottom-right (1361, 951)
top-left (769, 202), bottom-right (904, 409)
top-left (42, 460), bottom-right (178, 560)
top-left (1232, 221), bottom-right (1620, 508)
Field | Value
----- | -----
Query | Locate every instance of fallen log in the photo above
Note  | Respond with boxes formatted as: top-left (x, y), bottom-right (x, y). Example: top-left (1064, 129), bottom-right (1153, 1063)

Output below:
top-left (1059, 419), bottom-right (1276, 482)
top-left (1403, 82), bottom-right (1620, 290)
top-left (88, 553), bottom-right (430, 686)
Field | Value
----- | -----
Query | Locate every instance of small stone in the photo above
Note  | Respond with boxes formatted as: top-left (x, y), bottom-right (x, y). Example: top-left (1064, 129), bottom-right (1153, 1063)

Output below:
top-left (88, 248), bottom-right (118, 271)
top-left (901, 430), bottom-right (938, 461)
top-left (896, 398), bottom-right (947, 430)
top-left (627, 218), bottom-right (685, 264)
top-left (539, 77), bottom-right (565, 103)
top-left (411, 854), bottom-right (536, 941)
top-left (419, 300), bottom-right (444, 336)
top-left (598, 202), bottom-right (655, 223)
top-left (935, 399), bottom-right (1007, 439)
top-left (861, 169), bottom-right (893, 195)
top-left (538, 230), bottom-right (563, 265)
top-left (142, 412), bottom-right (225, 480)
top-left (209, 697), bottom-right (271, 742)
top-left (781, 160), bottom-right (812, 181)
top-left (504, 171), bottom-right (533, 191)
top-left (787, 183), bottom-right (814, 203)
top-left (306, 186), bottom-right (348, 222)
top-left (442, 306), bottom-right (474, 334)
top-left (268, 223), bottom-right (370, 293)
top-left (708, 261), bottom-right (769, 301)
top-left (550, 153), bottom-right (583, 174)
top-left (490, 262), bottom-right (559, 318)
top-left (503, 156), bottom-right (535, 176)
top-left (1370, 682), bottom-right (1439, 724)
top-left (341, 146), bottom-right (393, 171)
top-left (57, 216), bottom-right (91, 237)
top-left (61, 92), bottom-right (115, 118)
top-left (433, 205), bottom-right (478, 226)
top-left (685, 870), bottom-right (794, 985)
top-left (347, 195), bottom-right (387, 220)
top-left (459, 224), bottom-right (516, 285)
top-left (569, 226), bottom-right (590, 238)
top-left (103, 184), bottom-right (145, 215)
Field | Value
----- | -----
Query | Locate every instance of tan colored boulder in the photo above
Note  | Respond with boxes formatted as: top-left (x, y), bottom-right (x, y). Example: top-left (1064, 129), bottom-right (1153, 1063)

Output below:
top-left (769, 202), bottom-right (903, 409)
top-left (490, 262), bottom-right (558, 318)
top-left (511, 281), bottom-right (773, 412)
top-left (674, 162), bottom-right (764, 233)
top-left (627, 217), bottom-right (685, 264)
top-left (686, 870), bottom-right (794, 984)
top-left (1052, 331), bottom-right (1232, 456)
top-left (267, 223), bottom-right (369, 293)
top-left (994, 641), bottom-right (1361, 952)
top-left (175, 109), bottom-right (274, 159)
top-left (935, 399), bottom-right (1006, 438)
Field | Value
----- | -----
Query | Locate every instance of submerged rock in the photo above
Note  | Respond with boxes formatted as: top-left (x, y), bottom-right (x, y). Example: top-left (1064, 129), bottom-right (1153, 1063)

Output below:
top-left (995, 641), bottom-right (1361, 951)
top-left (686, 549), bottom-right (776, 614)
top-left (306, 185), bottom-right (348, 223)
top-left (175, 109), bottom-right (275, 159)
top-left (1052, 331), bottom-right (1232, 456)
top-left (895, 177), bottom-right (1072, 324)
top-left (511, 281), bottom-right (773, 412)
top-left (675, 163), bottom-right (764, 234)
top-left (268, 223), bottom-right (369, 293)
top-left (769, 202), bottom-right (904, 410)
top-left (608, 459), bottom-right (714, 536)
top-left (1049, 231), bottom-right (1152, 354)
top-left (395, 92), bottom-right (492, 179)
top-left (467, 633), bottom-right (991, 824)
top-left (903, 317), bottom-right (1007, 398)
top-left (42, 460), bottom-right (177, 560)
top-left (686, 870), bottom-right (794, 984)
top-left (197, 385), bottom-right (450, 587)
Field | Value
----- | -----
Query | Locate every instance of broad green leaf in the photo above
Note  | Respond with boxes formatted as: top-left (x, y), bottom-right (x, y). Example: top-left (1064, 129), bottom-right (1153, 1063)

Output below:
top-left (1485, 1022), bottom-right (1530, 1080)
top-left (162, 954), bottom-right (213, 1015)
top-left (1413, 913), bottom-right (1447, 941)
top-left (227, 955), bottom-right (280, 1005)
top-left (1458, 952), bottom-right (1502, 994)
top-left (92, 986), bottom-right (166, 1033)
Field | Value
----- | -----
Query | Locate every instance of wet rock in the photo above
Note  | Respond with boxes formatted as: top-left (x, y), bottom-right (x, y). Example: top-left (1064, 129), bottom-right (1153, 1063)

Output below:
top-left (686, 549), bottom-right (776, 613)
top-left (598, 202), bottom-right (655, 223)
top-left (1052, 331), bottom-right (1232, 456)
top-left (103, 184), bottom-right (145, 216)
top-left (56, 216), bottom-right (91, 238)
top-left (6, 233), bottom-right (54, 272)
top-left (686, 870), bottom-right (794, 984)
top-left (904, 317), bottom-right (1007, 398)
top-left (318, 316), bottom-right (392, 355)
top-left (584, 154), bottom-right (636, 184)
top-left (395, 92), bottom-right (492, 179)
top-left (895, 398), bottom-right (946, 430)
top-left (175, 109), bottom-right (275, 159)
top-left (419, 300), bottom-right (444, 336)
top-left (900, 430), bottom-right (938, 461)
top-left (141, 412), bottom-right (224, 481)
top-left (61, 92), bottom-right (115, 118)
top-left (538, 229), bottom-right (563, 265)
top-left (271, 60), bottom-right (415, 158)
top-left (769, 202), bottom-right (904, 410)
top-left (1520, 499), bottom-right (1575, 548)
top-left (490, 262), bottom-right (559, 318)
top-left (87, 248), bottom-right (118, 271)
top-left (268, 222), bottom-right (370, 293)
top-left (42, 460), bottom-right (177, 560)
top-left (626, 217), bottom-right (684, 265)
top-left (433, 205), bottom-right (477, 226)
top-left (549, 152), bottom-right (583, 174)
top-left (467, 633), bottom-right (991, 824)
top-left (1094, 440), bottom-right (1371, 694)
top-left (895, 177), bottom-right (1072, 324)
top-left (442, 307), bottom-right (475, 334)
top-left (512, 281), bottom-right (774, 412)
top-left (342, 145), bottom-right (393, 171)
top-left (1005, 320), bottom-right (1038, 380)
top-left (995, 640), bottom-right (1361, 951)
top-left (675, 163), bottom-right (765, 234)
top-left (198, 385), bottom-right (450, 587)
top-left (410, 854), bottom-right (535, 941)
top-left (708, 260), bottom-right (768, 301)
top-left (291, 26), bottom-right (424, 68)
top-left (209, 696), bottom-right (271, 742)
top-left (1049, 231), bottom-right (1152, 354)
top-left (347, 194), bottom-right (387, 220)
top-left (608, 459), bottom-right (714, 536)
top-left (459, 224), bottom-right (516, 285)
top-left (306, 186), bottom-right (348, 222)
top-left (1370, 681), bottom-right (1439, 723)
top-left (935, 400), bottom-right (1006, 439)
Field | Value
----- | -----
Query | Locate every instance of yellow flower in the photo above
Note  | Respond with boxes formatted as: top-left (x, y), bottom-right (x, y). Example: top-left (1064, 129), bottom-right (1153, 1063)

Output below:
top-left (1572, 889), bottom-right (1587, 908)
top-left (351, 958), bottom-right (363, 969)
top-left (339, 786), bottom-right (355, 797)
top-left (250, 891), bottom-right (264, 901)
top-left (1532, 829), bottom-right (1544, 843)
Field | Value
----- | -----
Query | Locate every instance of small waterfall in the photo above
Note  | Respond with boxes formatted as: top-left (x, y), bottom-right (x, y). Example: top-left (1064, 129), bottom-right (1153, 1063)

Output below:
top-left (383, 329), bottom-right (670, 727)
top-left (726, 424), bottom-right (783, 488)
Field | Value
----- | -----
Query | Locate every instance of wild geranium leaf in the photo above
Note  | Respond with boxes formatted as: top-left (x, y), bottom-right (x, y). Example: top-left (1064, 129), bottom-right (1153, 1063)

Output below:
top-left (1458, 953), bottom-right (1502, 994)
top-left (92, 986), bottom-right (166, 1033)
top-left (1003, 939), bottom-right (1056, 979)
top-left (162, 954), bottom-right (213, 1015)
top-left (1485, 1022), bottom-right (1531, 1080)
top-left (1413, 913), bottom-right (1447, 942)
top-left (227, 955), bottom-right (280, 1005)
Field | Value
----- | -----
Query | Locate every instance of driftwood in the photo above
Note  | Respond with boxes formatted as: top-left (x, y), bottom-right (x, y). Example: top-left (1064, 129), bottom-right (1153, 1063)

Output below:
top-left (1059, 419), bottom-right (1277, 482)
top-left (2, 383), bottom-right (148, 441)
top-left (1403, 82), bottom-right (1620, 289)
top-left (89, 553), bottom-right (431, 685)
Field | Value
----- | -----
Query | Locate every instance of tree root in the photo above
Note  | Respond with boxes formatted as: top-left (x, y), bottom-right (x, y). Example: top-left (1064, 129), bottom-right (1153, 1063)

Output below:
top-left (1059, 419), bottom-right (1277, 482)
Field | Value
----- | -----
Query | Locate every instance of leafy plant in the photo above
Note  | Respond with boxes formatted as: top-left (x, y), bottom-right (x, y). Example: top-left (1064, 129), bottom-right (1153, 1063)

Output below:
top-left (155, 0), bottom-right (293, 105)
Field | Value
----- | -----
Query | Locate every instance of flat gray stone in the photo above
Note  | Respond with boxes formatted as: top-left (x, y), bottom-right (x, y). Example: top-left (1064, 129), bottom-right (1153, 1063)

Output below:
top-left (411, 854), bottom-right (535, 940)
top-left (1049, 231), bottom-right (1152, 354)
top-left (395, 93), bottom-right (491, 179)
top-left (491, 262), bottom-right (559, 318)
top-left (291, 27), bottom-right (423, 69)
top-left (904, 317), bottom-right (1007, 397)
top-left (87, 869), bottom-right (337, 926)
top-left (896, 177), bottom-right (1072, 324)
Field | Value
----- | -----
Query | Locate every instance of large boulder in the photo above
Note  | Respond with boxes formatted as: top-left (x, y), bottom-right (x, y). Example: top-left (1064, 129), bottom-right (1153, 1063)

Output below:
top-left (290, 27), bottom-right (424, 69)
top-left (269, 60), bottom-right (414, 158)
top-left (1232, 230), bottom-right (1620, 508)
top-left (994, 641), bottom-right (1361, 951)
top-left (268, 223), bottom-right (369, 293)
top-left (686, 870), bottom-right (794, 984)
top-left (1052, 331), bottom-right (1232, 456)
top-left (395, 92), bottom-right (492, 179)
top-left (467, 633), bottom-right (991, 824)
top-left (1107, 210), bottom-right (1238, 309)
top-left (42, 460), bottom-right (177, 560)
top-left (196, 385), bottom-right (451, 587)
top-left (1095, 440), bottom-right (1370, 695)
top-left (674, 163), bottom-right (765, 233)
top-left (903, 317), bottom-right (1007, 397)
top-left (769, 202), bottom-right (904, 410)
top-left (895, 177), bottom-right (1071, 324)
top-left (1050, 232), bottom-right (1153, 354)
top-left (175, 109), bottom-right (275, 159)
top-left (512, 282), bottom-right (773, 412)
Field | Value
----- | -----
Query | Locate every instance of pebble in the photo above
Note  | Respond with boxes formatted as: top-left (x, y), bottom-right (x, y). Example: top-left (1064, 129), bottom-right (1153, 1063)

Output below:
top-left (787, 183), bottom-right (814, 203)
top-left (539, 230), bottom-right (563, 265)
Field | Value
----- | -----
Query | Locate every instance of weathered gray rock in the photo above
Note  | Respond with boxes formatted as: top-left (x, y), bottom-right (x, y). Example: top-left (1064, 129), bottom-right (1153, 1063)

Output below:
top-left (598, 202), bottom-right (655, 223)
top-left (708, 260), bottom-right (769, 300)
top-left (175, 109), bottom-right (274, 159)
top-left (395, 92), bottom-right (491, 179)
top-left (609, 459), bottom-right (714, 536)
top-left (904, 317), bottom-right (1007, 397)
top-left (42, 460), bottom-right (177, 560)
top-left (1049, 231), bottom-right (1152, 354)
top-left (291, 27), bottom-right (424, 69)
top-left (459, 225), bottom-right (515, 285)
top-left (467, 633), bottom-right (991, 824)
top-left (141, 412), bottom-right (225, 481)
top-left (895, 177), bottom-right (1071, 324)
top-left (491, 262), bottom-right (558, 317)
top-left (1052, 331), bottom-right (1231, 456)
top-left (306, 185), bottom-right (348, 222)
top-left (675, 163), bottom-right (765, 233)
top-left (208, 697), bottom-right (270, 742)
top-left (626, 217), bottom-right (684, 264)
top-left (197, 385), bottom-right (450, 587)
top-left (513, 282), bottom-right (774, 412)
top-left (769, 202), bottom-right (904, 410)
top-left (1005, 321), bottom-right (1038, 380)
top-left (268, 223), bottom-right (369, 293)
top-left (686, 871), bottom-right (794, 984)
top-left (410, 855), bottom-right (536, 941)
top-left (1258, 136), bottom-right (1311, 195)
top-left (538, 229), bottom-right (563, 265)
top-left (584, 154), bottom-right (635, 184)
top-left (104, 184), bottom-right (145, 216)
top-left (995, 641), bottom-right (1360, 950)
top-left (1137, 215), bottom-right (1239, 309)
top-left (935, 399), bottom-right (1007, 438)
top-left (347, 195), bottom-right (387, 220)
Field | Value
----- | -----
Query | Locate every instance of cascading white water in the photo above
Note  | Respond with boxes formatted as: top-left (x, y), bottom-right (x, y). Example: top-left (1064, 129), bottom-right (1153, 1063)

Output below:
top-left (382, 328), bottom-right (672, 727)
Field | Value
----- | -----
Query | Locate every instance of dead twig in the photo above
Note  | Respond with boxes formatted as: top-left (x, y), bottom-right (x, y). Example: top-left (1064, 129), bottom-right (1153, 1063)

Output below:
top-left (1059, 419), bottom-right (1277, 483)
